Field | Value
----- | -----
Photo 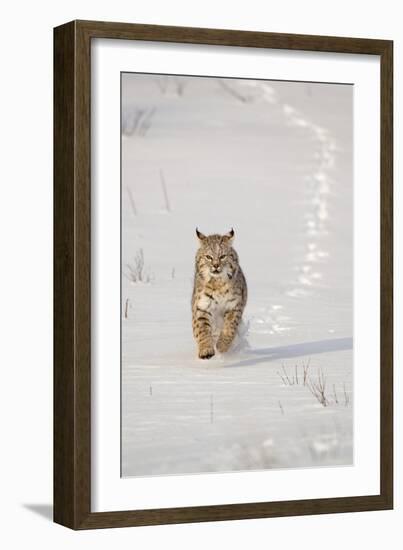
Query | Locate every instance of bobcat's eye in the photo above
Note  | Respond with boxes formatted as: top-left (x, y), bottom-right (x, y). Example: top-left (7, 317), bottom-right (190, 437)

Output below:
top-left (205, 255), bottom-right (213, 261)
top-left (220, 255), bottom-right (227, 260)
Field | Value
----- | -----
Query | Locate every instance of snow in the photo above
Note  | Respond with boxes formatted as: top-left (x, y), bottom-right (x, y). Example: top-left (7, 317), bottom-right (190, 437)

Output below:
top-left (121, 74), bottom-right (353, 477)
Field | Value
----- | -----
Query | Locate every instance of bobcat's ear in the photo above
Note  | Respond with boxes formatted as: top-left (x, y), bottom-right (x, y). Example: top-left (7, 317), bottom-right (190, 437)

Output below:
top-left (196, 228), bottom-right (206, 242)
top-left (223, 228), bottom-right (235, 242)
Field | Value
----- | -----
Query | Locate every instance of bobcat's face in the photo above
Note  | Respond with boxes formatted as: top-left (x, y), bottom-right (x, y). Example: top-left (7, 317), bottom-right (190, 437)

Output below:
top-left (202, 245), bottom-right (230, 277)
top-left (196, 229), bottom-right (236, 279)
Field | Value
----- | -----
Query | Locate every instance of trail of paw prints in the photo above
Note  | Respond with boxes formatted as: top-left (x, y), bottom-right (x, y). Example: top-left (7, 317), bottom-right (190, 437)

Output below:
top-left (287, 242), bottom-right (330, 298)
top-left (231, 80), bottom-right (337, 325)
top-left (249, 304), bottom-right (295, 336)
top-left (238, 81), bottom-right (336, 299)
top-left (281, 104), bottom-right (337, 298)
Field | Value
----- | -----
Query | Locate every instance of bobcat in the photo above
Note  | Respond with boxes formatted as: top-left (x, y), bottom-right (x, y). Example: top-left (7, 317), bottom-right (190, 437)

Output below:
top-left (192, 228), bottom-right (247, 359)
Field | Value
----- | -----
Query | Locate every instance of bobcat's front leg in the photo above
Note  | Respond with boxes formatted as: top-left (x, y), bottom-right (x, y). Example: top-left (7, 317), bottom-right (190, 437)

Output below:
top-left (193, 308), bottom-right (215, 359)
top-left (216, 308), bottom-right (242, 353)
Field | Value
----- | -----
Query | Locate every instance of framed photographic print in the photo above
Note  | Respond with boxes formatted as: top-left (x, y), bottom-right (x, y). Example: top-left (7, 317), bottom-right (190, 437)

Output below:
top-left (54, 20), bottom-right (393, 529)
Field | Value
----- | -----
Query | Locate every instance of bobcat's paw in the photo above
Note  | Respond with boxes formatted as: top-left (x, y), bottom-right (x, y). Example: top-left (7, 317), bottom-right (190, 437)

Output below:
top-left (198, 346), bottom-right (215, 360)
top-left (216, 336), bottom-right (231, 353)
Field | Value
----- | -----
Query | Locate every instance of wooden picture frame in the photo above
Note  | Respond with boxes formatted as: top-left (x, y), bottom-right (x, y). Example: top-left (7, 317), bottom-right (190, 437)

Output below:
top-left (54, 20), bottom-right (393, 529)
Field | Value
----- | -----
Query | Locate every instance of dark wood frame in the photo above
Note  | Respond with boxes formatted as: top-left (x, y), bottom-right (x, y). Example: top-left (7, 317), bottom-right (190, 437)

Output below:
top-left (54, 20), bottom-right (393, 530)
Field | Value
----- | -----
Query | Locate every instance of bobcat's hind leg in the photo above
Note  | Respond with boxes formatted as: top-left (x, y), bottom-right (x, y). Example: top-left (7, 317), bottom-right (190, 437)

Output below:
top-left (216, 308), bottom-right (242, 353)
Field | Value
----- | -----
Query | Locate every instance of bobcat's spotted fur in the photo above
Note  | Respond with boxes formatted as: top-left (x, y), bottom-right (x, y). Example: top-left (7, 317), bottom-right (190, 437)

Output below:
top-left (192, 228), bottom-right (247, 359)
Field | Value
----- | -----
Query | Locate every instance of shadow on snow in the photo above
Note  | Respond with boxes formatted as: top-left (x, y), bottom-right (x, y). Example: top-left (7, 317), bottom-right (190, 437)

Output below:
top-left (225, 337), bottom-right (353, 368)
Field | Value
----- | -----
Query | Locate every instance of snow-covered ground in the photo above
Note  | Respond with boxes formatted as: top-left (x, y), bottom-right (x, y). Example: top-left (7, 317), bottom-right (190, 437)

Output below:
top-left (121, 74), bottom-right (353, 477)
